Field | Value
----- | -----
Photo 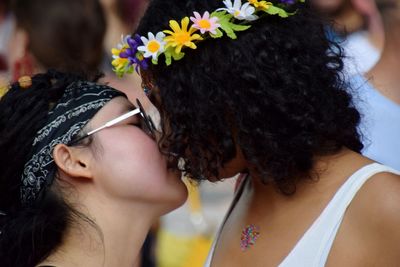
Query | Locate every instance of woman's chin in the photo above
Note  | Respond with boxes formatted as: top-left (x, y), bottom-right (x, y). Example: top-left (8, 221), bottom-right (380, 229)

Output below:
top-left (160, 171), bottom-right (188, 214)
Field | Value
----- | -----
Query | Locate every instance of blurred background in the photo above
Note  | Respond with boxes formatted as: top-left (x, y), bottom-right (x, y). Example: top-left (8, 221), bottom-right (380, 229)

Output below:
top-left (1, 0), bottom-right (398, 266)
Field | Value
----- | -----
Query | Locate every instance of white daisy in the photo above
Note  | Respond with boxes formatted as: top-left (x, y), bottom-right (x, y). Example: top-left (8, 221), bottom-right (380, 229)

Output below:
top-left (137, 32), bottom-right (166, 61)
top-left (217, 0), bottom-right (258, 21)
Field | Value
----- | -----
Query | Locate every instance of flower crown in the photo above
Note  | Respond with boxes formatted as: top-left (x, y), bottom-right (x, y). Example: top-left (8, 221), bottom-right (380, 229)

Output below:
top-left (112, 0), bottom-right (305, 77)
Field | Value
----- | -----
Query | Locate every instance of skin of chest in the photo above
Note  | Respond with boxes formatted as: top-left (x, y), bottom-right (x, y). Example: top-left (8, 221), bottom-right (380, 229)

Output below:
top-left (210, 153), bottom-right (383, 267)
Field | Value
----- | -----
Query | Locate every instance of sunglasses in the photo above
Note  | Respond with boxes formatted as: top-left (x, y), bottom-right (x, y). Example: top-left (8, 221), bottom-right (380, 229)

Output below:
top-left (69, 99), bottom-right (156, 145)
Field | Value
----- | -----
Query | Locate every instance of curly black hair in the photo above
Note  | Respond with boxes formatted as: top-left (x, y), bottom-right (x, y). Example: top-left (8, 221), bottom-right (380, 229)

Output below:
top-left (136, 0), bottom-right (363, 193)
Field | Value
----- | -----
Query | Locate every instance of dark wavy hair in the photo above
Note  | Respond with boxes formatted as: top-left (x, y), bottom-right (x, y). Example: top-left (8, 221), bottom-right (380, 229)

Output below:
top-left (136, 0), bottom-right (363, 193)
top-left (0, 70), bottom-right (98, 267)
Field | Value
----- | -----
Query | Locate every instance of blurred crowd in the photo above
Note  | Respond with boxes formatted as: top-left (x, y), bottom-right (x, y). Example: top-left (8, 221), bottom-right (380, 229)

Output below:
top-left (0, 0), bottom-right (148, 101)
top-left (312, 0), bottom-right (384, 75)
top-left (0, 0), bottom-right (399, 266)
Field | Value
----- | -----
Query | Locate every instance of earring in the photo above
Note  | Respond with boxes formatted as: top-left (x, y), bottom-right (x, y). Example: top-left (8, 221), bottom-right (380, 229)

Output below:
top-left (143, 87), bottom-right (152, 96)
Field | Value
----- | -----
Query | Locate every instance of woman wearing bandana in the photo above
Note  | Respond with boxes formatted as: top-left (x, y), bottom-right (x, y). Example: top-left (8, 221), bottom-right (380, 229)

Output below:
top-left (0, 70), bottom-right (187, 267)
top-left (115, 0), bottom-right (400, 266)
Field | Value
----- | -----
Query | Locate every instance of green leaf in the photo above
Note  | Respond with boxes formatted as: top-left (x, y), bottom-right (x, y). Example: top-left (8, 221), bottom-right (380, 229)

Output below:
top-left (218, 19), bottom-right (238, 39)
top-left (278, 9), bottom-right (289, 18)
top-left (114, 70), bottom-right (123, 78)
top-left (211, 10), bottom-right (252, 39)
top-left (127, 66), bottom-right (134, 74)
top-left (164, 50), bottom-right (172, 66)
top-left (211, 11), bottom-right (234, 38)
top-left (210, 10), bottom-right (232, 22)
top-left (114, 68), bottom-right (126, 78)
top-left (230, 24), bottom-right (251, 32)
top-left (152, 58), bottom-right (158, 65)
top-left (264, 6), bottom-right (289, 18)
top-left (163, 47), bottom-right (185, 66)
top-left (264, 6), bottom-right (280, 15)
top-left (210, 28), bottom-right (223, 38)
top-left (172, 51), bottom-right (185, 61)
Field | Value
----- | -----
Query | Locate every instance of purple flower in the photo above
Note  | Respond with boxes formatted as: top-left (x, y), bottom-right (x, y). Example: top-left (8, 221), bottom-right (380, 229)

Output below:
top-left (279, 0), bottom-right (295, 4)
top-left (120, 34), bottom-right (149, 72)
top-left (119, 34), bottom-right (140, 59)
top-left (133, 55), bottom-right (149, 72)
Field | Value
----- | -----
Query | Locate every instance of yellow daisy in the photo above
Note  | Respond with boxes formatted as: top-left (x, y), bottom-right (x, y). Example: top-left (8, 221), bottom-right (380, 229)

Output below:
top-left (164, 17), bottom-right (203, 54)
top-left (248, 0), bottom-right (272, 10)
top-left (111, 36), bottom-right (131, 73)
top-left (111, 48), bottom-right (129, 72)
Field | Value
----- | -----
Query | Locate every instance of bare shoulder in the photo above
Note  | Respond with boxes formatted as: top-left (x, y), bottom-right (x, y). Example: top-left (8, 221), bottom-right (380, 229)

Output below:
top-left (358, 170), bottom-right (400, 217)
top-left (353, 170), bottom-right (400, 225)
top-left (347, 169), bottom-right (400, 261)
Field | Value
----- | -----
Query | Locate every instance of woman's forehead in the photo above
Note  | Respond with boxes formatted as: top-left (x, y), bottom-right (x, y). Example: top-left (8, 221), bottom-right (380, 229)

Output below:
top-left (96, 97), bottom-right (133, 119)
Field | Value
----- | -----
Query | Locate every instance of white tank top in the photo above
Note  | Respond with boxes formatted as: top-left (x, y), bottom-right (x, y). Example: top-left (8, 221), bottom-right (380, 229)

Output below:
top-left (205, 163), bottom-right (400, 267)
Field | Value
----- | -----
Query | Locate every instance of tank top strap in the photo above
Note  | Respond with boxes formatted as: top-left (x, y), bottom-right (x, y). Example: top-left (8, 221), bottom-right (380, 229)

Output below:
top-left (280, 163), bottom-right (400, 266)
top-left (204, 174), bottom-right (249, 267)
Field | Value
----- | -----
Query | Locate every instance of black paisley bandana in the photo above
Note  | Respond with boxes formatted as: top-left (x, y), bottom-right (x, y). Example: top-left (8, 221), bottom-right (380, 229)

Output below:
top-left (20, 81), bottom-right (125, 205)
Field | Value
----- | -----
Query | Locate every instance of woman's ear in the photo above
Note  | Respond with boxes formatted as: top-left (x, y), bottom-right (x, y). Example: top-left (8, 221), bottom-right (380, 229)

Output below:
top-left (53, 144), bottom-right (93, 179)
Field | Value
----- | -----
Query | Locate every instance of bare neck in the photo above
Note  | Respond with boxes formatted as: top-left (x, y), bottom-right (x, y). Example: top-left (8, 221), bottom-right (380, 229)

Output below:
top-left (245, 149), bottom-right (372, 219)
top-left (40, 200), bottom-right (155, 267)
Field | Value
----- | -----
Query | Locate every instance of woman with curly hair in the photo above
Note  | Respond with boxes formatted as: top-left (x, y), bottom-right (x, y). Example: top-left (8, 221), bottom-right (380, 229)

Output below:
top-left (114, 0), bottom-right (400, 265)
top-left (0, 70), bottom-right (187, 267)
